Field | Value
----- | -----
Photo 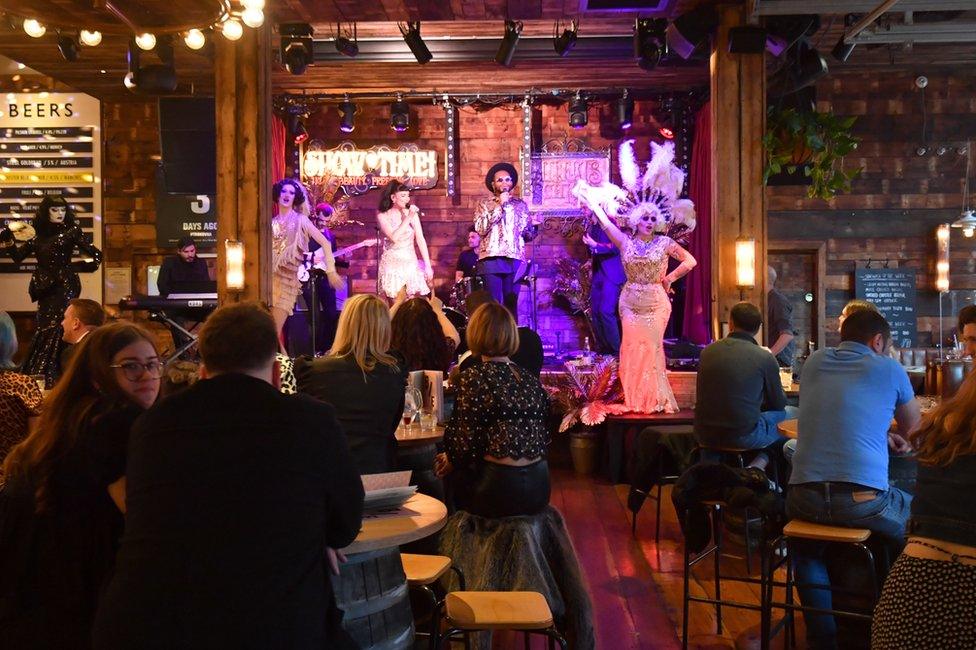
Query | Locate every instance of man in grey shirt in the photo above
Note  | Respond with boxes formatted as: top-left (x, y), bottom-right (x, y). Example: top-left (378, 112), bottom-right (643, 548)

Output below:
top-left (767, 266), bottom-right (796, 367)
top-left (694, 302), bottom-right (793, 460)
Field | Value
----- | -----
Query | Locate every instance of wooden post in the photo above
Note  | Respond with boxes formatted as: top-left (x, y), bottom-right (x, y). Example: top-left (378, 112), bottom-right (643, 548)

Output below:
top-left (710, 4), bottom-right (767, 337)
top-left (215, 25), bottom-right (272, 305)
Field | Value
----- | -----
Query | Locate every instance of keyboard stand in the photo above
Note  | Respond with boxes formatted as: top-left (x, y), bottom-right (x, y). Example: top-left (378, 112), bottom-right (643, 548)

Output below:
top-left (148, 310), bottom-right (199, 363)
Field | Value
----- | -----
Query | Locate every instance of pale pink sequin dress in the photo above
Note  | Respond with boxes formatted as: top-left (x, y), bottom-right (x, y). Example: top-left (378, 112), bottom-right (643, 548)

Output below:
top-left (378, 211), bottom-right (430, 298)
top-left (618, 235), bottom-right (680, 413)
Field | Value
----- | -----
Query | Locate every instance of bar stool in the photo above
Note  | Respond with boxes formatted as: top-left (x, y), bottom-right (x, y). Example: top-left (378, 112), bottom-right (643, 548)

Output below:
top-left (761, 519), bottom-right (877, 650)
top-left (630, 451), bottom-right (681, 543)
top-left (401, 553), bottom-right (465, 646)
top-left (434, 591), bottom-right (568, 650)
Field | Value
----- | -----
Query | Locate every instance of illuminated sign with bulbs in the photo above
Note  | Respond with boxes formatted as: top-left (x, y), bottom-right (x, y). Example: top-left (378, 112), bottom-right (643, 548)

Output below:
top-left (302, 141), bottom-right (438, 192)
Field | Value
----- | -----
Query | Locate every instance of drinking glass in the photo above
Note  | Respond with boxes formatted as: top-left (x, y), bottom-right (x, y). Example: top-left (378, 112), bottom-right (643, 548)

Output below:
top-left (403, 387), bottom-right (423, 431)
top-left (420, 407), bottom-right (437, 431)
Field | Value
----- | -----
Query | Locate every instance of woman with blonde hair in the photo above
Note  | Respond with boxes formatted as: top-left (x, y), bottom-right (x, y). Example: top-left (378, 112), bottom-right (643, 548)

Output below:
top-left (871, 370), bottom-right (976, 648)
top-left (295, 294), bottom-right (407, 474)
top-left (0, 322), bottom-right (161, 649)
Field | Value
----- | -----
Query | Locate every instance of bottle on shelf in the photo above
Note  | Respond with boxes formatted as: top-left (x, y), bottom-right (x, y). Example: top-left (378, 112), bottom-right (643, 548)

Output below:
top-left (582, 336), bottom-right (593, 365)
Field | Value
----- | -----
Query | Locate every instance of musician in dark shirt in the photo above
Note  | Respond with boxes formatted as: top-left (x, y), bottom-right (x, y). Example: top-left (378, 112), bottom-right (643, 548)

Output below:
top-left (455, 229), bottom-right (481, 282)
top-left (157, 237), bottom-right (210, 297)
top-left (302, 203), bottom-right (349, 354)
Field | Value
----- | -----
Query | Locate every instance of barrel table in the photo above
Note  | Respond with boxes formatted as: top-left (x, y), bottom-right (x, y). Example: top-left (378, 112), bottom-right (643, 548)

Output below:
top-left (395, 425), bottom-right (445, 501)
top-left (333, 493), bottom-right (447, 650)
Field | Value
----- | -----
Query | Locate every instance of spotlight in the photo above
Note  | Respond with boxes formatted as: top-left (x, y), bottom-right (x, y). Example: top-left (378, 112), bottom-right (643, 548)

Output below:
top-left (832, 13), bottom-right (857, 62)
top-left (335, 24), bottom-right (358, 57)
top-left (768, 39), bottom-right (828, 97)
top-left (391, 95), bottom-right (410, 133)
top-left (222, 19), bottom-right (244, 41)
top-left (288, 113), bottom-right (309, 144)
top-left (659, 126), bottom-right (674, 140)
top-left (80, 30), bottom-right (102, 47)
top-left (280, 23), bottom-right (314, 75)
top-left (400, 22), bottom-right (432, 64)
top-left (495, 20), bottom-right (523, 67)
top-left (666, 7), bottom-right (717, 59)
top-left (57, 33), bottom-right (81, 62)
top-left (553, 19), bottom-right (578, 57)
top-left (135, 32), bottom-right (157, 50)
top-left (634, 18), bottom-right (668, 71)
top-left (23, 19), bottom-right (46, 38)
top-left (765, 15), bottom-right (819, 57)
top-left (617, 90), bottom-right (634, 131)
top-left (184, 29), bottom-right (206, 50)
top-left (242, 8), bottom-right (265, 29)
top-left (568, 92), bottom-right (588, 130)
top-left (338, 98), bottom-right (357, 133)
top-left (123, 38), bottom-right (177, 94)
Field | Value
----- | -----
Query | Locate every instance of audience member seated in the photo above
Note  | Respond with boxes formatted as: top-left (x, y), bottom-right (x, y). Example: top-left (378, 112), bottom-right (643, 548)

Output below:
top-left (0, 323), bottom-right (161, 649)
top-left (296, 294), bottom-right (407, 474)
top-left (0, 311), bottom-right (42, 468)
top-left (59, 298), bottom-right (106, 371)
top-left (838, 299), bottom-right (878, 331)
top-left (787, 309), bottom-right (920, 650)
top-left (435, 303), bottom-right (594, 649)
top-left (693, 302), bottom-right (792, 472)
top-left (455, 290), bottom-right (544, 377)
top-left (872, 370), bottom-right (976, 647)
top-left (957, 304), bottom-right (976, 358)
top-left (391, 293), bottom-right (459, 372)
top-left (93, 302), bottom-right (364, 650)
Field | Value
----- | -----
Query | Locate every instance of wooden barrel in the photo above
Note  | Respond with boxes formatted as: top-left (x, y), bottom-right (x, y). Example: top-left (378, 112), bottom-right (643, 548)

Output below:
top-left (331, 547), bottom-right (414, 650)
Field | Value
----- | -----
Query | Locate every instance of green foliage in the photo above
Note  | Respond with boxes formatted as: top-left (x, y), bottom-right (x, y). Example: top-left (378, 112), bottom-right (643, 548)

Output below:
top-left (763, 107), bottom-right (863, 200)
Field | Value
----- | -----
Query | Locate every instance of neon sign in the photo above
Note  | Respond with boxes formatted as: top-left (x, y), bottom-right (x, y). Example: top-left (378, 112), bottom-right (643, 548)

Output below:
top-left (302, 141), bottom-right (438, 191)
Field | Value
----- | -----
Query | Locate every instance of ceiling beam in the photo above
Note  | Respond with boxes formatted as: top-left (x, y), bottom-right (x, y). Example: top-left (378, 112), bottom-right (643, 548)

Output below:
top-left (754, 0), bottom-right (974, 14)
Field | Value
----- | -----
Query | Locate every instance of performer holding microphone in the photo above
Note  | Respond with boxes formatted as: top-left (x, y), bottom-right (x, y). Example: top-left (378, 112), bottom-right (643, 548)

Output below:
top-left (474, 162), bottom-right (541, 315)
top-left (377, 180), bottom-right (432, 299)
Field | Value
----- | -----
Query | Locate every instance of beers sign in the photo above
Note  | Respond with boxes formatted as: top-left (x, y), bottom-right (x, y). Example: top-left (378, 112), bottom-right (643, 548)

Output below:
top-left (302, 141), bottom-right (438, 191)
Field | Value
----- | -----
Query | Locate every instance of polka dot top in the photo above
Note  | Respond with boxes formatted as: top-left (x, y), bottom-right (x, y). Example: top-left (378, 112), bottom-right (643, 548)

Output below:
top-left (445, 360), bottom-right (551, 466)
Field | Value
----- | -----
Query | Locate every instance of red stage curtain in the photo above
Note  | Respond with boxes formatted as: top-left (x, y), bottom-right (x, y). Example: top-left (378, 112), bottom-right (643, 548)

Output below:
top-left (271, 113), bottom-right (286, 183)
top-left (681, 102), bottom-right (713, 345)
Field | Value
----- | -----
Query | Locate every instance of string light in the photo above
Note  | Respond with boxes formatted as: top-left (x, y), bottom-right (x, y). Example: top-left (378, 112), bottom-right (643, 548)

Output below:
top-left (23, 19), bottom-right (46, 38)
top-left (221, 19), bottom-right (244, 41)
top-left (135, 33), bottom-right (157, 50)
top-left (80, 30), bottom-right (102, 47)
top-left (241, 8), bottom-right (264, 29)
top-left (242, 0), bottom-right (265, 8)
top-left (184, 29), bottom-right (206, 50)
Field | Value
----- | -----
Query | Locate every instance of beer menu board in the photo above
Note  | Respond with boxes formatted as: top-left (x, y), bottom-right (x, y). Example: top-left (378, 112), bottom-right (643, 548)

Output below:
top-left (0, 92), bottom-right (102, 311)
top-left (854, 267), bottom-right (917, 347)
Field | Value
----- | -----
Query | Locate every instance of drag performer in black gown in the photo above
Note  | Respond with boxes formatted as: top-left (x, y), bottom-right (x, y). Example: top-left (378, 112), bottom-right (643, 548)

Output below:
top-left (0, 196), bottom-right (102, 385)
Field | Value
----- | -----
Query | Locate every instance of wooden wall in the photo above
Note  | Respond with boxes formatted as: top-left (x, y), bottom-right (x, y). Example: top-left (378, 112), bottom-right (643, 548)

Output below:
top-left (768, 70), bottom-right (976, 349)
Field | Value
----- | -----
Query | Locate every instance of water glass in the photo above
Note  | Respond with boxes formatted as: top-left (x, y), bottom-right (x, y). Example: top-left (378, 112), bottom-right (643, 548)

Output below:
top-left (420, 407), bottom-right (437, 431)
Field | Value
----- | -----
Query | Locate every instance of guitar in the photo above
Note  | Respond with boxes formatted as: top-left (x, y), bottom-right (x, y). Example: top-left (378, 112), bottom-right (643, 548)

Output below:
top-left (299, 238), bottom-right (378, 281)
top-left (333, 237), bottom-right (378, 259)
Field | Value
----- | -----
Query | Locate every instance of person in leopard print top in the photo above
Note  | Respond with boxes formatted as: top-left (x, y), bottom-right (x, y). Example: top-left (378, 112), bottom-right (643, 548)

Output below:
top-left (0, 311), bottom-right (42, 470)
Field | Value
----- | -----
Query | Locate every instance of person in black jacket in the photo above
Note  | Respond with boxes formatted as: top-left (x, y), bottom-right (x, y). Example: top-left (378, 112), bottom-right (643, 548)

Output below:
top-left (93, 302), bottom-right (364, 650)
top-left (156, 236), bottom-right (210, 298)
top-left (295, 293), bottom-right (407, 474)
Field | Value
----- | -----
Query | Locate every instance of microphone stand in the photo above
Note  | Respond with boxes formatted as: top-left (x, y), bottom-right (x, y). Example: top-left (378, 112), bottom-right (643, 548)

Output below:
top-left (375, 225), bottom-right (382, 296)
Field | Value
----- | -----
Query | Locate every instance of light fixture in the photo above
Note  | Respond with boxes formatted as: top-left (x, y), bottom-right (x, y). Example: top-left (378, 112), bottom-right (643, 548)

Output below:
top-left (634, 18), bottom-right (668, 71)
top-left (222, 19), bottom-right (244, 41)
top-left (123, 72), bottom-right (137, 90)
top-left (666, 7), bottom-right (717, 59)
top-left (617, 90), bottom-right (634, 130)
top-left (568, 92), bottom-right (587, 130)
top-left (184, 29), bottom-right (206, 50)
top-left (225, 240), bottom-right (245, 291)
top-left (391, 95), bottom-right (410, 133)
top-left (768, 39), bottom-right (828, 98)
top-left (735, 238), bottom-right (756, 288)
top-left (553, 19), bottom-right (578, 57)
top-left (80, 30), bottom-right (102, 47)
top-left (335, 24), bottom-right (358, 57)
top-left (495, 20), bottom-right (523, 67)
top-left (280, 23), bottom-right (314, 75)
top-left (242, 8), bottom-right (264, 29)
top-left (831, 14), bottom-right (857, 62)
top-left (765, 15), bottom-right (819, 57)
top-left (400, 22), bottom-right (432, 64)
top-left (951, 142), bottom-right (975, 237)
top-left (23, 19), bottom-right (46, 38)
top-left (57, 33), bottom-right (81, 62)
top-left (338, 98), bottom-right (357, 133)
top-left (135, 32), bottom-right (157, 50)
top-left (243, 0), bottom-right (265, 8)
top-left (936, 224), bottom-right (950, 292)
top-left (288, 113), bottom-right (309, 144)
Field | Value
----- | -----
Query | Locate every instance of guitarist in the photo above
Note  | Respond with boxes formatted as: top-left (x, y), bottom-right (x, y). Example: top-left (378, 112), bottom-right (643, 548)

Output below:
top-left (298, 203), bottom-right (349, 354)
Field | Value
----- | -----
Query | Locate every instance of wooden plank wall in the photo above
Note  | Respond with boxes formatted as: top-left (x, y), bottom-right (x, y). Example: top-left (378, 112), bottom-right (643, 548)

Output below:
top-left (768, 70), bottom-right (976, 348)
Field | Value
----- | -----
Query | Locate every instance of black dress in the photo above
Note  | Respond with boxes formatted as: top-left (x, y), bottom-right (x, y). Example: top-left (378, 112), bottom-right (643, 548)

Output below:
top-left (0, 402), bottom-right (140, 650)
top-left (7, 225), bottom-right (102, 384)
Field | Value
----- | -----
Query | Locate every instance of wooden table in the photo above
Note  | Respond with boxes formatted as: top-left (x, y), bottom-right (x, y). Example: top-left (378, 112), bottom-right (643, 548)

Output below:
top-left (395, 424), bottom-right (444, 448)
top-left (343, 492), bottom-right (447, 555)
top-left (604, 409), bottom-right (695, 484)
top-left (777, 419), bottom-right (798, 439)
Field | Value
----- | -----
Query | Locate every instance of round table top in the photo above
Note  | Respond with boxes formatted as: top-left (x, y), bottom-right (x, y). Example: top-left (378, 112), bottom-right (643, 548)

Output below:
top-left (777, 418), bottom-right (799, 439)
top-left (395, 425), bottom-right (444, 447)
top-left (343, 492), bottom-right (447, 555)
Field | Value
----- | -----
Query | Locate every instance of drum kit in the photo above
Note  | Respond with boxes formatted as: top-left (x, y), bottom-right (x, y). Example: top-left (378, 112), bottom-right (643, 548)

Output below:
top-left (443, 260), bottom-right (538, 330)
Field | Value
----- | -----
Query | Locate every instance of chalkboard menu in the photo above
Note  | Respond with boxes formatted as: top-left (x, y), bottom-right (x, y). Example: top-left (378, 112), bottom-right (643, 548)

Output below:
top-left (854, 268), bottom-right (917, 347)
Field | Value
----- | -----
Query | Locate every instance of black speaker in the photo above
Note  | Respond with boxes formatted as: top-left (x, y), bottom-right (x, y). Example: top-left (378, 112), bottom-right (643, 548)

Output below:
top-left (158, 98), bottom-right (216, 194)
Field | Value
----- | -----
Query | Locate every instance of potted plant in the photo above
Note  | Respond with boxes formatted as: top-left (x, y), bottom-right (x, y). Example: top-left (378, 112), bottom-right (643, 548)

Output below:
top-left (763, 107), bottom-right (862, 200)
top-left (547, 355), bottom-right (628, 475)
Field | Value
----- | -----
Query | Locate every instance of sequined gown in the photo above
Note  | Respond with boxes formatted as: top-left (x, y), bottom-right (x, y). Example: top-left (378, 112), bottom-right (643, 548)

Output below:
top-left (271, 211), bottom-right (312, 316)
top-left (9, 225), bottom-right (102, 385)
top-left (618, 236), bottom-right (680, 413)
top-left (378, 210), bottom-right (429, 298)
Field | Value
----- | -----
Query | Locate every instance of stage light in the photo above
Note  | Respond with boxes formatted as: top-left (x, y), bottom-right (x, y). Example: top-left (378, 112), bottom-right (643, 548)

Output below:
top-left (80, 30), bottom-right (102, 47)
top-left (553, 19), bottom-right (578, 57)
top-left (617, 91), bottom-right (634, 130)
top-left (23, 19), bottom-right (46, 38)
top-left (184, 29), bottom-right (206, 50)
top-left (769, 39), bottom-right (828, 98)
top-left (57, 33), bottom-right (81, 62)
top-left (222, 19), bottom-right (244, 41)
top-left (495, 20), bottom-right (523, 67)
top-left (335, 25), bottom-right (358, 57)
top-left (391, 95), bottom-right (410, 133)
top-left (400, 22), bottom-right (432, 64)
top-left (634, 18), bottom-right (668, 71)
top-left (666, 7), bottom-right (717, 59)
top-left (338, 98), bottom-right (357, 133)
top-left (659, 126), bottom-right (674, 139)
top-left (568, 92), bottom-right (588, 129)
top-left (765, 15), bottom-right (819, 57)
top-left (832, 13), bottom-right (857, 62)
top-left (242, 8), bottom-right (265, 29)
top-left (288, 113), bottom-right (309, 144)
top-left (135, 32), bottom-right (157, 50)
top-left (280, 23), bottom-right (314, 75)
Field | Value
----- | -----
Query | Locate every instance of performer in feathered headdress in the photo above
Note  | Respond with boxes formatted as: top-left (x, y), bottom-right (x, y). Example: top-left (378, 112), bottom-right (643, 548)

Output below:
top-left (572, 140), bottom-right (697, 413)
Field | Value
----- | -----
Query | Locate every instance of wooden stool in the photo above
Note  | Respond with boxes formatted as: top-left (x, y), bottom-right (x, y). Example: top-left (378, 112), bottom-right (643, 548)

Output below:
top-left (401, 554), bottom-right (465, 647)
top-left (435, 591), bottom-right (568, 649)
top-left (761, 520), bottom-right (876, 650)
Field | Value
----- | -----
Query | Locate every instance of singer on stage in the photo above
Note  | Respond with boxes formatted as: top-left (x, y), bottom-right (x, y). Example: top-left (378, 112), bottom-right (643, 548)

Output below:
top-left (474, 162), bottom-right (540, 315)
top-left (376, 180), bottom-right (432, 299)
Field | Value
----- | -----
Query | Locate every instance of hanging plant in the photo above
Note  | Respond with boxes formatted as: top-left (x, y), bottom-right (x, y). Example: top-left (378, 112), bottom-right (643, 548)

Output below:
top-left (763, 107), bottom-right (863, 200)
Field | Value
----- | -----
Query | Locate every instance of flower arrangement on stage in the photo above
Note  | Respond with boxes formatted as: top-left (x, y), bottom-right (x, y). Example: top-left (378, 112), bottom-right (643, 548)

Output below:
top-left (548, 355), bottom-right (628, 432)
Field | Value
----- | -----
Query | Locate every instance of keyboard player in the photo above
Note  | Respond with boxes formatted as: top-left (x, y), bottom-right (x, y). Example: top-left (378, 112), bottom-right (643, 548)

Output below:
top-left (157, 237), bottom-right (212, 357)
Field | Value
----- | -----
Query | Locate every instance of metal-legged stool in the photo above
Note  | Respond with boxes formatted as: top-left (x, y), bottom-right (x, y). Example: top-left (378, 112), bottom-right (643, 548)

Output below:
top-left (401, 553), bottom-right (465, 648)
top-left (631, 451), bottom-right (681, 543)
top-left (434, 591), bottom-right (568, 650)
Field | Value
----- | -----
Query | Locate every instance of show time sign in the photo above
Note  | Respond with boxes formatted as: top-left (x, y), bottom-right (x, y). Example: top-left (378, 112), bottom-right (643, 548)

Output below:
top-left (302, 141), bottom-right (438, 193)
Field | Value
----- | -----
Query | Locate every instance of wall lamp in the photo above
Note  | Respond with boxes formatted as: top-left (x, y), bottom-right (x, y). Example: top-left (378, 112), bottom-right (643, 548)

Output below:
top-left (225, 240), bottom-right (245, 291)
top-left (735, 238), bottom-right (756, 288)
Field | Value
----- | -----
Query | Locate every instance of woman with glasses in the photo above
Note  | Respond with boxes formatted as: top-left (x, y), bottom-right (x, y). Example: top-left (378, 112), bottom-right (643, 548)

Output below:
top-left (0, 322), bottom-right (161, 649)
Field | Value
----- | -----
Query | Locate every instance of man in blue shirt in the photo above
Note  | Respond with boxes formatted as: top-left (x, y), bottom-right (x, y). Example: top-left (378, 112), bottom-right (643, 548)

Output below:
top-left (787, 309), bottom-right (919, 649)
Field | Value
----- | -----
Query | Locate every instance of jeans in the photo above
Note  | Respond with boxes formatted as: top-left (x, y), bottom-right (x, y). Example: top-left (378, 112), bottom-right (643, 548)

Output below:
top-left (785, 483), bottom-right (911, 649)
top-left (698, 407), bottom-right (797, 451)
